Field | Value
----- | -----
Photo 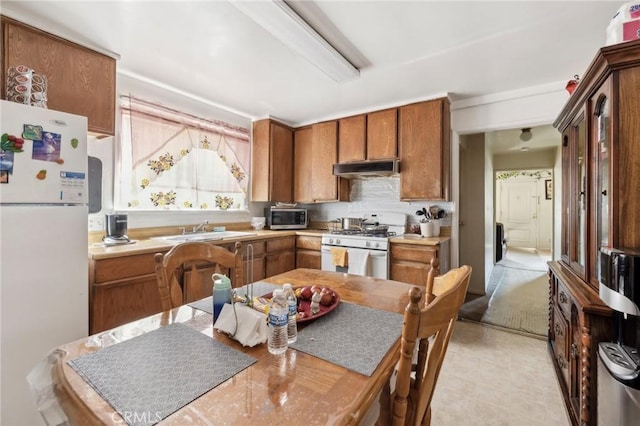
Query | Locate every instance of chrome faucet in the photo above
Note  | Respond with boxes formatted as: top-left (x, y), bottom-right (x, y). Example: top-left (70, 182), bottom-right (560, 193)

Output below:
top-left (183, 220), bottom-right (209, 234)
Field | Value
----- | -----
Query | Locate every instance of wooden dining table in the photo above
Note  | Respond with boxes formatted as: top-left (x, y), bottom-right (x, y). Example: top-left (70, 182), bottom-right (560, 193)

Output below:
top-left (50, 268), bottom-right (413, 425)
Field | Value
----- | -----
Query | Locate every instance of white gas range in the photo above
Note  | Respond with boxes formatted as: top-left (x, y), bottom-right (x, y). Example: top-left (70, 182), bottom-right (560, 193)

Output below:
top-left (320, 212), bottom-right (406, 279)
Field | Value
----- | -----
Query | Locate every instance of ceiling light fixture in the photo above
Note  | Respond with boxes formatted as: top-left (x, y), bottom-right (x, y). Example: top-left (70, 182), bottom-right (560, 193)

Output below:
top-left (230, 0), bottom-right (359, 83)
top-left (520, 128), bottom-right (533, 142)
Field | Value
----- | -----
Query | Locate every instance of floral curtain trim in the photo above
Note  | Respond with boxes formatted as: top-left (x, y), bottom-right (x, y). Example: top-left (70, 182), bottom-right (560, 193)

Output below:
top-left (118, 96), bottom-right (250, 211)
top-left (496, 170), bottom-right (551, 180)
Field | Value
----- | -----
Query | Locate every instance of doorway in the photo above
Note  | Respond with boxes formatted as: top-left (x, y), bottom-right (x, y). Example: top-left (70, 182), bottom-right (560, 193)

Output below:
top-left (457, 126), bottom-right (559, 336)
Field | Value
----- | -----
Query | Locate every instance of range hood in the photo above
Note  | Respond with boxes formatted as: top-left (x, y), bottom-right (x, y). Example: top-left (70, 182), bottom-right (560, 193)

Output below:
top-left (332, 159), bottom-right (399, 178)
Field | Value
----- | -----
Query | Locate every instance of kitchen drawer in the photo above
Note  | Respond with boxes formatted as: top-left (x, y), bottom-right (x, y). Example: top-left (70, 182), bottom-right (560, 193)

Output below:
top-left (390, 244), bottom-right (437, 263)
top-left (552, 306), bottom-right (570, 391)
top-left (296, 235), bottom-right (321, 251)
top-left (93, 252), bottom-right (162, 283)
top-left (266, 236), bottom-right (295, 252)
top-left (556, 280), bottom-right (572, 319)
top-left (240, 240), bottom-right (265, 256)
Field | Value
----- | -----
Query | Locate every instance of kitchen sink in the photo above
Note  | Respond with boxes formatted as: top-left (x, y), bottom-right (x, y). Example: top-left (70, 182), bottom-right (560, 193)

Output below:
top-left (151, 231), bottom-right (257, 243)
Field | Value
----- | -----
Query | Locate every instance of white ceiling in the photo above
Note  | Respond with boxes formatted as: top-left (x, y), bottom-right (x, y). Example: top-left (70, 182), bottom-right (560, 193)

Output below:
top-left (2, 1), bottom-right (621, 128)
top-left (486, 124), bottom-right (561, 154)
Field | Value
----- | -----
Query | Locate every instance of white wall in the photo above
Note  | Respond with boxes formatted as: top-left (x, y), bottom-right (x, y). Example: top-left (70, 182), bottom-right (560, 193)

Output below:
top-left (458, 134), bottom-right (488, 294)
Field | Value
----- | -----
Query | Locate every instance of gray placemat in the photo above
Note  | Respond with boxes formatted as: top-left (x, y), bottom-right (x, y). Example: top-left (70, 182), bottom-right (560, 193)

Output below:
top-left (68, 322), bottom-right (256, 426)
top-left (188, 282), bottom-right (279, 314)
top-left (290, 302), bottom-right (403, 376)
top-left (189, 296), bottom-right (214, 314)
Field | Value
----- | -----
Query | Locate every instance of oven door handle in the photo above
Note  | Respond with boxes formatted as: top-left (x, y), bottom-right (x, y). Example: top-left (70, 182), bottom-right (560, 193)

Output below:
top-left (321, 247), bottom-right (386, 256)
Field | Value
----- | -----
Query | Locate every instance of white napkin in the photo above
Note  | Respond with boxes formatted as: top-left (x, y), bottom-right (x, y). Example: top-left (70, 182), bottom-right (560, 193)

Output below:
top-left (213, 303), bottom-right (268, 347)
top-left (348, 248), bottom-right (370, 276)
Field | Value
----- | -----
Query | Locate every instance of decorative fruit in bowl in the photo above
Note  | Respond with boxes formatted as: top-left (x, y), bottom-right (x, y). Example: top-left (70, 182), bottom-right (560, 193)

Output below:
top-left (319, 290), bottom-right (334, 306)
top-left (299, 286), bottom-right (313, 300)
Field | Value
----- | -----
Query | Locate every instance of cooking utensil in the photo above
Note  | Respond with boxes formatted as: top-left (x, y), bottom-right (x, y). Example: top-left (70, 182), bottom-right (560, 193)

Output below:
top-left (361, 222), bottom-right (389, 234)
top-left (342, 217), bottom-right (363, 230)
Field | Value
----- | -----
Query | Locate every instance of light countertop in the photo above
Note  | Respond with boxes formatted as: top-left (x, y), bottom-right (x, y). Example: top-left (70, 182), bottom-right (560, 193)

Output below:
top-left (89, 228), bottom-right (449, 260)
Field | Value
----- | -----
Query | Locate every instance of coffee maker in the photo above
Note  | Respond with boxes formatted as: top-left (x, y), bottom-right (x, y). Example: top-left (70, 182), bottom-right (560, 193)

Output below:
top-left (103, 213), bottom-right (130, 245)
top-left (598, 247), bottom-right (640, 425)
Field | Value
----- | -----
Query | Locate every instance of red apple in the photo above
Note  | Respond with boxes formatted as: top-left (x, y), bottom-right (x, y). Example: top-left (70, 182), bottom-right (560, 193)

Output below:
top-left (300, 286), bottom-right (313, 300)
top-left (319, 290), bottom-right (334, 306)
top-left (311, 284), bottom-right (322, 294)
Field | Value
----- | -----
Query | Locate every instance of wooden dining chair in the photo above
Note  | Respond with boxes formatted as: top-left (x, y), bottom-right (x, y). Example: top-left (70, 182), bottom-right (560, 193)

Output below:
top-left (154, 241), bottom-right (244, 311)
top-left (377, 264), bottom-right (472, 426)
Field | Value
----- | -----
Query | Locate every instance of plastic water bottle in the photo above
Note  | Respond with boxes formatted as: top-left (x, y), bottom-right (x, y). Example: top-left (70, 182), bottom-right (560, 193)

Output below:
top-left (212, 273), bottom-right (232, 323)
top-left (282, 283), bottom-right (298, 343)
top-left (268, 289), bottom-right (289, 355)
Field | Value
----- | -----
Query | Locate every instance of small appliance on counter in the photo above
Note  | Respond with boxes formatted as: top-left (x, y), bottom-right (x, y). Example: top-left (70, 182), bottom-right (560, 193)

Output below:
top-left (103, 213), bottom-right (133, 245)
top-left (598, 247), bottom-right (640, 425)
top-left (265, 206), bottom-right (307, 230)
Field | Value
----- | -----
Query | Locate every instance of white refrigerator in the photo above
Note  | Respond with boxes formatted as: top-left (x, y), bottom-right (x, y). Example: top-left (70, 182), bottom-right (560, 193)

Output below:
top-left (0, 100), bottom-right (89, 425)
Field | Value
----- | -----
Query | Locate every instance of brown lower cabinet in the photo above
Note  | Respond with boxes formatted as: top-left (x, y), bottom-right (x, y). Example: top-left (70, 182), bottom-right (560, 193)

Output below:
top-left (90, 237), bottom-right (290, 334)
top-left (548, 261), bottom-right (611, 426)
top-left (296, 235), bottom-right (322, 269)
top-left (265, 236), bottom-right (296, 277)
top-left (389, 241), bottom-right (449, 286)
top-left (89, 236), bottom-right (447, 334)
top-left (181, 240), bottom-right (266, 304)
top-left (90, 252), bottom-right (166, 334)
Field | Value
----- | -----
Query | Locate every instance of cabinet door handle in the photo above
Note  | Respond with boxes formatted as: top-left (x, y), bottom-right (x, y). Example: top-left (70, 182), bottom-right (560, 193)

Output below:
top-left (557, 355), bottom-right (565, 369)
top-left (571, 343), bottom-right (578, 359)
top-left (559, 291), bottom-right (568, 304)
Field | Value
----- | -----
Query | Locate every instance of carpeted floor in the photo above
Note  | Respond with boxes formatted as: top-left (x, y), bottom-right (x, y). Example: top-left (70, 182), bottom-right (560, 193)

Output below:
top-left (459, 247), bottom-right (550, 337)
top-left (480, 266), bottom-right (549, 335)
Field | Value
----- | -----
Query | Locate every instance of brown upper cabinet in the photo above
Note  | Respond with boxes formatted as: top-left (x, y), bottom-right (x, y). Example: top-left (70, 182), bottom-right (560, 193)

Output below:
top-left (338, 114), bottom-right (366, 163)
top-left (293, 126), bottom-right (314, 203)
top-left (251, 119), bottom-right (293, 203)
top-left (366, 108), bottom-right (397, 160)
top-left (1, 16), bottom-right (116, 136)
top-left (398, 98), bottom-right (450, 201)
top-left (310, 120), bottom-right (350, 202)
top-left (337, 108), bottom-right (397, 163)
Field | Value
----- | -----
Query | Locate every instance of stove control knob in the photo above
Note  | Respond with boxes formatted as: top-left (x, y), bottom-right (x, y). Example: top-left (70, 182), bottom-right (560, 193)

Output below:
top-left (366, 241), bottom-right (371, 248)
top-left (336, 239), bottom-right (341, 245)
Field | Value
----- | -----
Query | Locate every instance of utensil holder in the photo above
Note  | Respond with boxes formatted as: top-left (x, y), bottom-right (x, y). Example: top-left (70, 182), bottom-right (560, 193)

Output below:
top-left (431, 219), bottom-right (441, 237)
top-left (420, 222), bottom-right (434, 238)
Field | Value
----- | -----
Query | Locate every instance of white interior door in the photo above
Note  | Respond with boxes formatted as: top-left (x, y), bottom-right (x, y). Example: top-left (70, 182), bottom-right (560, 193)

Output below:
top-left (497, 180), bottom-right (538, 248)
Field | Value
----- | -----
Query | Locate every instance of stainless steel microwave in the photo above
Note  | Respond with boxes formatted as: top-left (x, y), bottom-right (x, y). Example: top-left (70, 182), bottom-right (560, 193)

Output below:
top-left (265, 207), bottom-right (308, 230)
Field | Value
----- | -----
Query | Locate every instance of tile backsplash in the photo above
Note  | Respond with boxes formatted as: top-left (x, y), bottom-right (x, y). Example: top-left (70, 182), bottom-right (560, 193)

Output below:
top-left (300, 176), bottom-right (453, 230)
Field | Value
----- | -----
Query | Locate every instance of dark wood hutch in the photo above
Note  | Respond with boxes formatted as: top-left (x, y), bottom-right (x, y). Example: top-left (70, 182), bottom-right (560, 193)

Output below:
top-left (549, 38), bottom-right (640, 425)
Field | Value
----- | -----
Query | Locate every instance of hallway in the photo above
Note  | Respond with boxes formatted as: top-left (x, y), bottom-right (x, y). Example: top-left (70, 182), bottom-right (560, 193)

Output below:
top-left (459, 247), bottom-right (551, 337)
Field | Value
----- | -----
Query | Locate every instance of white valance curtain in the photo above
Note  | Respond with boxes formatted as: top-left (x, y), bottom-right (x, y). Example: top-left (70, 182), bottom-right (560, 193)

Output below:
top-left (118, 96), bottom-right (250, 211)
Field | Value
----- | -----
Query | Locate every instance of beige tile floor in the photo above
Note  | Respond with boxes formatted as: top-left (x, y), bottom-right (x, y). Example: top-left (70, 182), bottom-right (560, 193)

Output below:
top-left (430, 320), bottom-right (570, 426)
